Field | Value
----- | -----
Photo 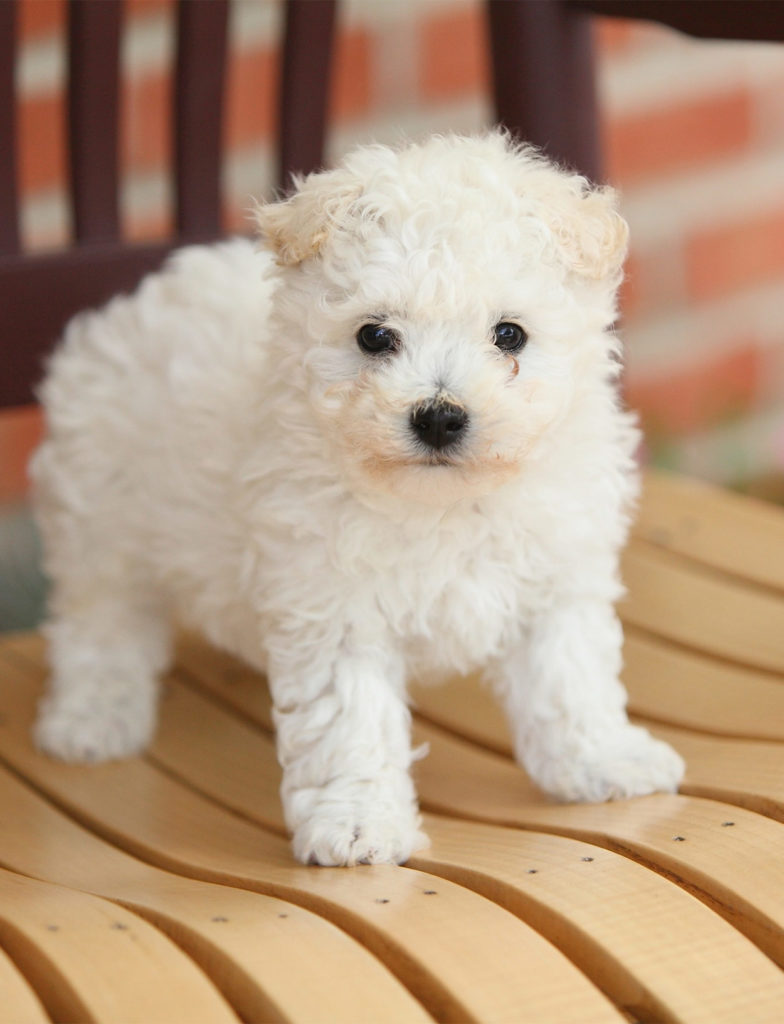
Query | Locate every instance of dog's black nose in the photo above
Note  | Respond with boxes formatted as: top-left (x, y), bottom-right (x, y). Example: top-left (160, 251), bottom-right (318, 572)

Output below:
top-left (410, 401), bottom-right (468, 450)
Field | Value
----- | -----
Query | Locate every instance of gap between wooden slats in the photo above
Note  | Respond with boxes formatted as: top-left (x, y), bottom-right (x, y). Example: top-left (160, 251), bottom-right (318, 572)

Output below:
top-left (67, 0), bottom-right (122, 243)
top-left (174, 0), bottom-right (229, 239)
top-left (0, 0), bottom-right (20, 254)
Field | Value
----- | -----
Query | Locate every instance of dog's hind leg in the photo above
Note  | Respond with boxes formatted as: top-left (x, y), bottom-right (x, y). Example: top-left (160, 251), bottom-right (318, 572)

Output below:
top-left (34, 578), bottom-right (171, 763)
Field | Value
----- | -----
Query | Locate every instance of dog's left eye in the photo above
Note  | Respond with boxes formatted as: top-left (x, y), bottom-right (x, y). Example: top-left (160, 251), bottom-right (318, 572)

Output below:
top-left (493, 322), bottom-right (528, 353)
top-left (356, 323), bottom-right (400, 355)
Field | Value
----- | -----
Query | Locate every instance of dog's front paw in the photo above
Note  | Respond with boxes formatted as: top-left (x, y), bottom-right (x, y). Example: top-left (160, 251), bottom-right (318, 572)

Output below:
top-left (292, 807), bottom-right (428, 867)
top-left (528, 723), bottom-right (685, 804)
top-left (34, 691), bottom-right (156, 763)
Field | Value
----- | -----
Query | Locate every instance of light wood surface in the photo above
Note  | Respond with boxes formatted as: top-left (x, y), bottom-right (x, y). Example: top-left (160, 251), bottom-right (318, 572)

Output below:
top-left (632, 470), bottom-right (784, 588)
top-left (0, 940), bottom-right (49, 1023)
top-left (1, 468), bottom-right (783, 1022)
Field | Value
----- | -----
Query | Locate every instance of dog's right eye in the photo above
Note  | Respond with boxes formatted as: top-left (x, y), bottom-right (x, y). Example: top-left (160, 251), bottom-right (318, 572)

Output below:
top-left (493, 321), bottom-right (528, 353)
top-left (356, 323), bottom-right (400, 355)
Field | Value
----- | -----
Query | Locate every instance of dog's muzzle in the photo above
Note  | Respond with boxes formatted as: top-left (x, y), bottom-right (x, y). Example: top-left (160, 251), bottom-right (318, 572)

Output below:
top-left (410, 401), bottom-right (469, 451)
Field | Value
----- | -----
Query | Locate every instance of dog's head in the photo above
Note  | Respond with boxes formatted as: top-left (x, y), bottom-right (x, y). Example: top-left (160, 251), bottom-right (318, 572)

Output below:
top-left (255, 132), bottom-right (628, 507)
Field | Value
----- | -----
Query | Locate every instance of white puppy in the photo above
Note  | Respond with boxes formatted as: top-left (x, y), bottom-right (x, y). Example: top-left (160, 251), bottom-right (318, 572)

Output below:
top-left (31, 132), bottom-right (684, 866)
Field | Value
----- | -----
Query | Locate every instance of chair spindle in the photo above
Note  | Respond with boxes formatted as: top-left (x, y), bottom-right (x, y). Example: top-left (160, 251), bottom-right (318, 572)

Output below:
top-left (0, 0), bottom-right (20, 255)
top-left (67, 0), bottom-right (122, 244)
top-left (174, 0), bottom-right (229, 240)
top-left (277, 0), bottom-right (337, 190)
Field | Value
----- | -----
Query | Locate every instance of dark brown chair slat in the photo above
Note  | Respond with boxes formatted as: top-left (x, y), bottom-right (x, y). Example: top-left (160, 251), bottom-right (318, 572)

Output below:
top-left (67, 0), bottom-right (122, 244)
top-left (487, 0), bottom-right (601, 181)
top-left (174, 0), bottom-right (229, 240)
top-left (570, 0), bottom-right (784, 41)
top-left (0, 0), bottom-right (20, 255)
top-left (277, 0), bottom-right (337, 189)
top-left (0, 245), bottom-right (171, 409)
top-left (488, 0), bottom-right (784, 182)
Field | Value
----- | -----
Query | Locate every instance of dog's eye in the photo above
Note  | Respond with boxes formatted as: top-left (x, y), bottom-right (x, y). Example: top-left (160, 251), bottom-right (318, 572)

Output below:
top-left (356, 323), bottom-right (400, 355)
top-left (493, 322), bottom-right (527, 353)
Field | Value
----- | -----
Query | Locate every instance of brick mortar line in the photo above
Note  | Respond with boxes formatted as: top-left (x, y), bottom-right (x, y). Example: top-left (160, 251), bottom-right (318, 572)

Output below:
top-left (624, 284), bottom-right (784, 373)
top-left (621, 147), bottom-right (784, 247)
top-left (599, 35), bottom-right (784, 115)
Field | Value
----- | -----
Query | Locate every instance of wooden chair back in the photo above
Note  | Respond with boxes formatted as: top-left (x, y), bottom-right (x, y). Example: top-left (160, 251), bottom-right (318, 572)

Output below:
top-left (488, 0), bottom-right (784, 181)
top-left (0, 0), bottom-right (336, 410)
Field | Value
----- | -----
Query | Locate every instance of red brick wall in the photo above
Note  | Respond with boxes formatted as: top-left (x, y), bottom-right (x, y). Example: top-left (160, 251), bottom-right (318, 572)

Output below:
top-left (4, 0), bottom-right (784, 502)
top-left (598, 19), bottom-right (784, 495)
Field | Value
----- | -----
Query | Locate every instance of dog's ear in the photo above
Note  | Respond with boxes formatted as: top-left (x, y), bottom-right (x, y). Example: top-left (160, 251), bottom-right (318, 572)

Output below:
top-left (546, 181), bottom-right (629, 283)
top-left (254, 168), bottom-right (363, 267)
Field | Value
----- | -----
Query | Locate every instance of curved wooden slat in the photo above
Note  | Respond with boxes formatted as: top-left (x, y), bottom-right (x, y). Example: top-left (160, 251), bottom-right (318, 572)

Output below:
top-left (635, 470), bottom-right (784, 591)
top-left (0, 646), bottom-right (430, 1024)
top-left (408, 651), bottom-right (784, 834)
top-left (409, 632), bottom-right (784, 751)
top-left (621, 540), bottom-right (784, 673)
top-left (0, 942), bottom-right (49, 1024)
top-left (0, 763), bottom-right (430, 1024)
top-left (413, 724), bottom-right (784, 968)
top-left (0, 648), bottom-right (622, 1024)
top-left (174, 620), bottom-right (784, 978)
top-left (175, 611), bottom-right (784, 764)
top-left (174, 631), bottom-right (784, 838)
top-left (0, 866), bottom-right (235, 1024)
top-left (67, 0), bottom-right (122, 243)
top-left (7, 619), bottom-right (784, 1021)
top-left (646, 723), bottom-right (784, 823)
top-left (414, 670), bottom-right (510, 755)
top-left (121, 654), bottom-right (784, 1023)
top-left (623, 629), bottom-right (784, 741)
top-left (172, 657), bottom-right (784, 972)
top-left (415, 816), bottom-right (784, 1024)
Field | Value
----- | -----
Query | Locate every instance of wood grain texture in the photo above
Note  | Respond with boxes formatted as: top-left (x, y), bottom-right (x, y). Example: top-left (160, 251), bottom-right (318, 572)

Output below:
top-left (1, 470), bottom-right (783, 1021)
top-left (633, 471), bottom-right (784, 589)
top-left (0, 942), bottom-right (49, 1024)
top-left (621, 541), bottom-right (784, 673)
top-left (0, 866), bottom-right (235, 1024)
top-left (0, 648), bottom-right (618, 1024)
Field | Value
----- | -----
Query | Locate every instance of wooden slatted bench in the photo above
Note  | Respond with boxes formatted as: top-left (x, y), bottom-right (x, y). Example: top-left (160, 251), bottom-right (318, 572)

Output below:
top-left (0, 468), bottom-right (782, 1023)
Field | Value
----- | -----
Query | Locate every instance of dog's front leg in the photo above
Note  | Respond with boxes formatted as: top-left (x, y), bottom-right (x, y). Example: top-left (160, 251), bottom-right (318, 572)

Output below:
top-left (495, 599), bottom-right (684, 802)
top-left (268, 636), bottom-right (427, 866)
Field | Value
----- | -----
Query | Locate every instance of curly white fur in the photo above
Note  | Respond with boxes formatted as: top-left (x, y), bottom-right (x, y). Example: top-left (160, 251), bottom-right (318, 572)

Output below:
top-left (31, 132), bottom-right (684, 866)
